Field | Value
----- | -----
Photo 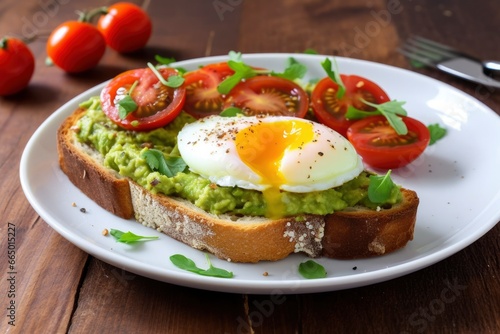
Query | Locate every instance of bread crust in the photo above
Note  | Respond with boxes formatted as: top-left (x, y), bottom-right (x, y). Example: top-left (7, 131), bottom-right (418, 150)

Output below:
top-left (130, 182), bottom-right (324, 263)
top-left (322, 189), bottom-right (418, 259)
top-left (57, 108), bottom-right (419, 262)
top-left (57, 108), bottom-right (134, 219)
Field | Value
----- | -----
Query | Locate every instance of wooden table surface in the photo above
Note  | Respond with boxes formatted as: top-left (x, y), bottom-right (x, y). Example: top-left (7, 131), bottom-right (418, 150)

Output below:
top-left (1, 0), bottom-right (499, 333)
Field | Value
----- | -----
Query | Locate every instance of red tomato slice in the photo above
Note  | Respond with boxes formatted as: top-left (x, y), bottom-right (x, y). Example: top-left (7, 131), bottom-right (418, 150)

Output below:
top-left (311, 75), bottom-right (390, 137)
top-left (223, 76), bottom-right (309, 117)
top-left (347, 116), bottom-right (430, 169)
top-left (182, 62), bottom-right (234, 118)
top-left (101, 67), bottom-right (186, 131)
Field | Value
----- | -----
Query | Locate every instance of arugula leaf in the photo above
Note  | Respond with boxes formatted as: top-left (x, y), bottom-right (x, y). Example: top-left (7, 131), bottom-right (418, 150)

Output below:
top-left (118, 80), bottom-right (139, 119)
top-left (142, 149), bottom-right (187, 177)
top-left (110, 229), bottom-right (159, 244)
top-left (147, 62), bottom-right (185, 88)
top-left (169, 254), bottom-right (200, 273)
top-left (219, 107), bottom-right (243, 117)
top-left (368, 170), bottom-right (395, 204)
top-left (199, 254), bottom-right (233, 278)
top-left (428, 123), bottom-right (447, 145)
top-left (346, 99), bottom-right (408, 135)
top-left (298, 260), bottom-right (327, 279)
top-left (271, 57), bottom-right (307, 81)
top-left (170, 254), bottom-right (233, 278)
top-left (320, 58), bottom-right (345, 99)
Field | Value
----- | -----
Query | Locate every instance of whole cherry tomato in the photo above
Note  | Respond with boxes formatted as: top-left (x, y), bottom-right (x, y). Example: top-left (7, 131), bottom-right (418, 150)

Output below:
top-left (47, 21), bottom-right (106, 73)
top-left (0, 37), bottom-right (35, 96)
top-left (97, 2), bottom-right (152, 53)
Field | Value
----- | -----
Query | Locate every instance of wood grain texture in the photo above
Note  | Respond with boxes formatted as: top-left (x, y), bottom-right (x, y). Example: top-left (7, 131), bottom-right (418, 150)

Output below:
top-left (0, 0), bottom-right (498, 333)
top-left (68, 259), bottom-right (246, 333)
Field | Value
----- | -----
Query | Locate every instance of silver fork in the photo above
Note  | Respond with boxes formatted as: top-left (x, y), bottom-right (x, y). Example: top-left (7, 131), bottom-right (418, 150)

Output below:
top-left (398, 36), bottom-right (500, 88)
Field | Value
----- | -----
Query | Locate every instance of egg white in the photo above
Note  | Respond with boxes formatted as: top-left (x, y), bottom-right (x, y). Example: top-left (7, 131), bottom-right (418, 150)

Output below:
top-left (177, 115), bottom-right (363, 192)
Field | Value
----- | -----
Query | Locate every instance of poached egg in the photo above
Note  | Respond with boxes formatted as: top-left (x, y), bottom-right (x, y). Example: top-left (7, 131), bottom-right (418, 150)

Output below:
top-left (177, 115), bottom-right (363, 216)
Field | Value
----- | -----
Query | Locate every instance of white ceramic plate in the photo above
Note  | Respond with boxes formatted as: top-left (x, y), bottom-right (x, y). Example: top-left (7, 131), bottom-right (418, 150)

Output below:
top-left (20, 54), bottom-right (500, 294)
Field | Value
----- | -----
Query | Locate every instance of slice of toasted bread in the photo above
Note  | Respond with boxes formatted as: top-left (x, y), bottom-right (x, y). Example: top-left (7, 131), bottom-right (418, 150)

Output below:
top-left (57, 108), bottom-right (419, 262)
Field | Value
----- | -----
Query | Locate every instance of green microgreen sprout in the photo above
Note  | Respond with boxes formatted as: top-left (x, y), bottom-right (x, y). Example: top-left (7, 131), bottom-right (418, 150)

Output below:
top-left (170, 253), bottom-right (233, 278)
top-left (110, 229), bottom-right (159, 244)
top-left (218, 51), bottom-right (306, 95)
top-left (345, 99), bottom-right (409, 135)
top-left (270, 57), bottom-right (307, 81)
top-left (298, 260), bottom-right (327, 279)
top-left (368, 170), bottom-right (396, 204)
top-left (147, 62), bottom-right (185, 88)
top-left (217, 58), bottom-right (260, 95)
top-left (320, 57), bottom-right (346, 99)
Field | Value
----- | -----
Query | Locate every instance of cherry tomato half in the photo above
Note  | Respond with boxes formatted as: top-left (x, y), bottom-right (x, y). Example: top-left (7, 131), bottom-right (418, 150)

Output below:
top-left (47, 21), bottom-right (106, 73)
top-left (347, 116), bottom-right (430, 169)
top-left (0, 37), bottom-right (35, 96)
top-left (182, 62), bottom-right (235, 118)
top-left (101, 67), bottom-right (186, 131)
top-left (311, 75), bottom-right (390, 137)
top-left (97, 2), bottom-right (152, 53)
top-left (224, 76), bottom-right (309, 117)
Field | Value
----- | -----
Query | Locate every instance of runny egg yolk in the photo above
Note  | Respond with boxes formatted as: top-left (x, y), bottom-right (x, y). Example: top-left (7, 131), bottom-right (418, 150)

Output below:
top-left (235, 120), bottom-right (314, 217)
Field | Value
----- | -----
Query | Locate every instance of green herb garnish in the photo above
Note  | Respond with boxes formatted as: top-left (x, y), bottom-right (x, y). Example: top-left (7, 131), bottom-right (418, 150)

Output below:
top-left (170, 254), bottom-right (233, 278)
top-left (118, 80), bottom-right (139, 119)
top-left (142, 149), bottom-right (187, 177)
top-left (368, 170), bottom-right (395, 203)
top-left (218, 52), bottom-right (307, 94)
top-left (298, 260), bottom-right (327, 279)
top-left (147, 62), bottom-right (185, 88)
top-left (155, 55), bottom-right (176, 65)
top-left (320, 57), bottom-right (345, 99)
top-left (271, 57), bottom-right (307, 81)
top-left (110, 229), bottom-right (159, 244)
top-left (303, 48), bottom-right (318, 54)
top-left (220, 107), bottom-right (243, 117)
top-left (346, 99), bottom-right (408, 135)
top-left (217, 58), bottom-right (258, 95)
top-left (428, 123), bottom-right (447, 145)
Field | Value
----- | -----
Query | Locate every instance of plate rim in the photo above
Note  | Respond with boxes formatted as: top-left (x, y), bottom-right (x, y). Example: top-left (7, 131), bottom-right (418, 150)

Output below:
top-left (19, 53), bottom-right (500, 294)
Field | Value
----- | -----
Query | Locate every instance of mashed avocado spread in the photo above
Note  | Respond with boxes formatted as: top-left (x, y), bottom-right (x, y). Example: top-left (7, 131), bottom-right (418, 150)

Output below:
top-left (76, 97), bottom-right (401, 217)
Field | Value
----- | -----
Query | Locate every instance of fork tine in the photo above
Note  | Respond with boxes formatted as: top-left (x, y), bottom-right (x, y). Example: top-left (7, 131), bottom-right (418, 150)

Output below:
top-left (411, 36), bottom-right (460, 53)
top-left (407, 36), bottom-right (458, 59)
top-left (397, 47), bottom-right (437, 67)
top-left (399, 43), bottom-right (445, 62)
